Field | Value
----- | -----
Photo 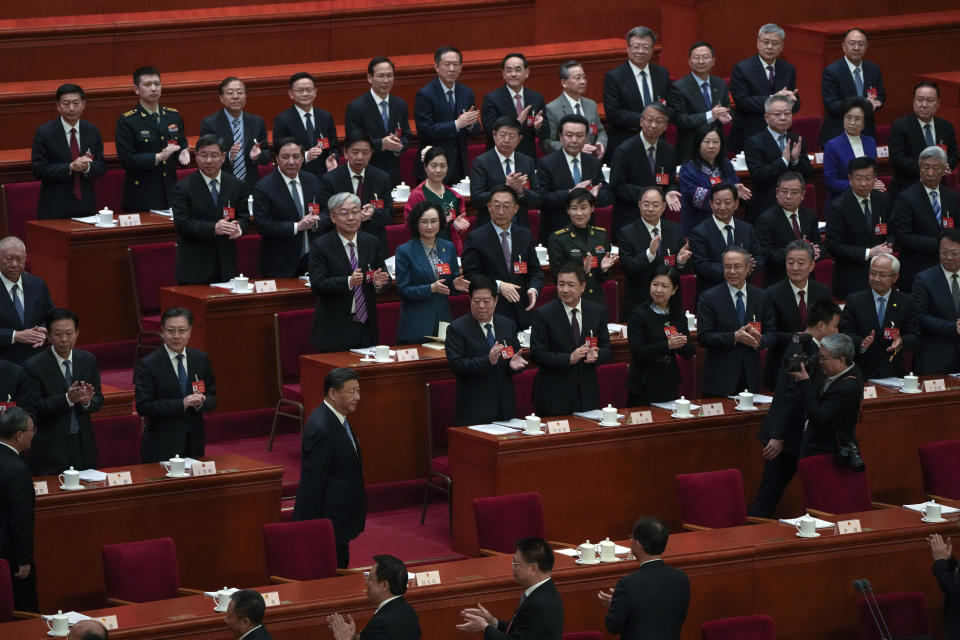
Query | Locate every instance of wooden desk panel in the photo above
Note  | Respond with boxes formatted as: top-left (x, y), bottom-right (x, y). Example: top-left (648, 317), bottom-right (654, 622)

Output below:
top-left (25, 214), bottom-right (177, 344)
top-left (99, 383), bottom-right (134, 417)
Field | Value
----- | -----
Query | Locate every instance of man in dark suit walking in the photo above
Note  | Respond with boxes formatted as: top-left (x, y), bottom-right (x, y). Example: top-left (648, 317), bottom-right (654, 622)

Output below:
top-left (200, 77), bottom-right (270, 194)
top-left (0, 360), bottom-right (37, 418)
top-left (819, 28), bottom-right (885, 147)
top-left (912, 229), bottom-right (960, 375)
top-left (689, 184), bottom-right (761, 297)
top-left (667, 41), bottom-right (732, 163)
top-left (0, 237), bottom-right (55, 366)
top-left (172, 134), bottom-right (248, 285)
top-left (0, 407), bottom-right (37, 612)
top-left (329, 554), bottom-right (422, 640)
top-left (888, 82), bottom-right (959, 198)
top-left (31, 83), bottom-right (106, 219)
top-left (529, 263), bottom-right (611, 417)
top-left (135, 308), bottom-right (217, 462)
top-left (457, 537), bottom-right (563, 639)
top-left (294, 367), bottom-right (366, 569)
top-left (603, 26), bottom-right (671, 162)
top-left (309, 193), bottom-right (390, 352)
top-left (225, 589), bottom-right (274, 640)
top-left (23, 308), bottom-right (102, 475)
top-left (470, 116), bottom-right (541, 228)
top-left (753, 172), bottom-right (822, 287)
top-left (462, 186), bottom-right (544, 330)
top-left (445, 276), bottom-right (527, 426)
top-left (599, 516), bottom-right (690, 640)
top-left (481, 53), bottom-right (547, 163)
top-left (253, 139), bottom-right (325, 278)
top-left (272, 72), bottom-right (339, 180)
top-left (414, 46), bottom-right (482, 184)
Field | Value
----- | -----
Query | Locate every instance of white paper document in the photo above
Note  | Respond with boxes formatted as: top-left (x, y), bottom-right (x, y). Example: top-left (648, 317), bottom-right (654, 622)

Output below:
top-left (554, 548), bottom-right (578, 557)
top-left (70, 215), bottom-right (99, 224)
top-left (607, 323), bottom-right (626, 334)
top-left (492, 419), bottom-right (526, 430)
top-left (868, 377), bottom-right (903, 389)
top-left (903, 502), bottom-right (959, 514)
top-left (726, 394), bottom-right (774, 404)
top-left (150, 209), bottom-right (174, 218)
top-left (779, 516), bottom-right (835, 529)
top-left (651, 401), bottom-right (702, 412)
top-left (574, 410), bottom-right (625, 421)
top-left (211, 282), bottom-right (234, 290)
top-left (350, 347), bottom-right (397, 357)
top-left (77, 469), bottom-right (107, 482)
top-left (468, 424), bottom-right (520, 435)
top-left (42, 611), bottom-right (91, 625)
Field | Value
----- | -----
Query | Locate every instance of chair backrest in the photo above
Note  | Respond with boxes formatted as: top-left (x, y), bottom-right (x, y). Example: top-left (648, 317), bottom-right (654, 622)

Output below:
top-left (94, 169), bottom-right (124, 213)
top-left (678, 352), bottom-right (697, 399)
top-left (676, 468), bottom-right (747, 528)
top-left (513, 368), bottom-right (537, 418)
top-left (262, 519), bottom-right (338, 581)
top-left (93, 415), bottom-right (142, 468)
top-left (814, 259), bottom-right (833, 297)
top-left (474, 491), bottom-right (547, 554)
top-left (593, 205), bottom-right (612, 231)
top-left (602, 279), bottom-right (619, 323)
top-left (857, 592), bottom-right (930, 640)
top-left (802, 183), bottom-right (817, 211)
top-left (875, 124), bottom-right (891, 146)
top-left (918, 440), bottom-right (960, 499)
top-left (791, 116), bottom-right (823, 152)
top-left (597, 362), bottom-right (628, 408)
top-left (426, 379), bottom-right (458, 457)
top-left (702, 614), bottom-right (775, 640)
top-left (377, 301), bottom-right (401, 345)
top-left (176, 168), bottom-right (194, 180)
top-left (399, 148), bottom-right (417, 187)
top-left (536, 285), bottom-right (556, 307)
top-left (450, 294), bottom-right (470, 319)
top-left (561, 633), bottom-right (604, 640)
top-left (274, 309), bottom-right (316, 384)
top-left (258, 163), bottom-right (274, 178)
top-left (528, 209), bottom-right (540, 243)
top-left (102, 537), bottom-right (180, 602)
top-left (127, 242), bottom-right (177, 319)
top-left (386, 223), bottom-right (409, 256)
top-left (797, 454), bottom-right (873, 514)
top-left (680, 274), bottom-right (697, 314)
top-left (236, 234), bottom-right (262, 279)
top-left (0, 558), bottom-right (13, 622)
top-left (1, 181), bottom-right (40, 241)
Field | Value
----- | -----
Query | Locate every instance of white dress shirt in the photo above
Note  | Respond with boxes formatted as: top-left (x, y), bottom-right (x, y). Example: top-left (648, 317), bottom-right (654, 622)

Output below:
top-left (628, 61), bottom-right (654, 104)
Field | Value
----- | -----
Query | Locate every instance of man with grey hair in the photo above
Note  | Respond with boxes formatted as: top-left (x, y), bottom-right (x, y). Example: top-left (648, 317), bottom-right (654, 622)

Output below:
top-left (0, 236), bottom-right (55, 366)
top-left (891, 145), bottom-right (958, 291)
top-left (839, 252), bottom-right (917, 378)
top-left (602, 26), bottom-right (671, 162)
top-left (542, 60), bottom-right (606, 157)
top-left (309, 192), bottom-right (390, 352)
top-left (728, 24), bottom-right (800, 152)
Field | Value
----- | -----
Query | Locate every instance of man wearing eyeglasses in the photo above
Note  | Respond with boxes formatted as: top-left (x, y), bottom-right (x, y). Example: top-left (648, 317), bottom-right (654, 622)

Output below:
top-left (666, 41), bottom-right (732, 164)
top-left (819, 28), bottom-right (885, 148)
top-left (912, 228), bottom-right (960, 375)
top-left (273, 72), bottom-right (339, 180)
top-left (200, 77), bottom-right (270, 193)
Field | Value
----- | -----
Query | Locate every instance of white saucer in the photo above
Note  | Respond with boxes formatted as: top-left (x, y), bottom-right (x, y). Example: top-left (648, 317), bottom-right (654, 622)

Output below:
top-left (922, 516), bottom-right (947, 523)
top-left (520, 430), bottom-right (543, 436)
top-left (213, 605), bottom-right (227, 612)
top-left (165, 472), bottom-right (190, 478)
top-left (599, 556), bottom-right (624, 563)
top-left (59, 484), bottom-right (84, 491)
top-left (360, 356), bottom-right (395, 363)
top-left (94, 221), bottom-right (117, 228)
top-left (48, 632), bottom-right (68, 638)
top-left (796, 532), bottom-right (820, 538)
top-left (393, 196), bottom-right (409, 203)
top-left (574, 559), bottom-right (601, 565)
top-left (734, 405), bottom-right (758, 412)
top-left (900, 388), bottom-right (922, 394)
top-left (230, 288), bottom-right (255, 295)
top-left (598, 420), bottom-right (620, 427)
top-left (670, 413), bottom-right (695, 419)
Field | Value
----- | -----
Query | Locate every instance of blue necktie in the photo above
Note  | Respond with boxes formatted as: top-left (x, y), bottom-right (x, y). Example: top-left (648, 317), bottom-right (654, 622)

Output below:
top-left (231, 117), bottom-right (245, 182)
top-left (485, 323), bottom-right (495, 348)
top-left (701, 81), bottom-right (712, 108)
top-left (778, 135), bottom-right (786, 153)
top-left (735, 291), bottom-right (746, 326)
top-left (447, 90), bottom-right (456, 115)
top-left (209, 178), bottom-right (219, 205)
top-left (176, 353), bottom-right (188, 396)
top-left (571, 158), bottom-right (581, 183)
top-left (343, 418), bottom-right (358, 454)
top-left (504, 158), bottom-right (511, 175)
top-left (10, 283), bottom-right (24, 324)
top-left (876, 296), bottom-right (886, 329)
top-left (639, 70), bottom-right (652, 106)
top-left (379, 100), bottom-right (390, 132)
top-left (924, 124), bottom-right (935, 147)
top-left (853, 67), bottom-right (864, 97)
top-left (932, 191), bottom-right (942, 223)
top-left (63, 359), bottom-right (80, 434)
top-left (724, 224), bottom-right (734, 247)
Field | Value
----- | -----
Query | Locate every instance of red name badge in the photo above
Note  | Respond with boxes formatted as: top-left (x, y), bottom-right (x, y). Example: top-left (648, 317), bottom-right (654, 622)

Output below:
top-left (191, 380), bottom-right (205, 394)
top-left (748, 321), bottom-right (762, 333)
top-left (938, 143), bottom-right (948, 153)
top-left (222, 206), bottom-right (235, 220)
top-left (0, 402), bottom-right (15, 414)
top-left (874, 222), bottom-right (887, 235)
top-left (526, 116), bottom-right (534, 127)
top-left (318, 137), bottom-right (330, 150)
top-left (513, 261), bottom-right (528, 274)
top-left (663, 253), bottom-right (676, 267)
top-left (709, 176), bottom-right (722, 185)
top-left (655, 173), bottom-right (669, 185)
top-left (883, 327), bottom-right (900, 341)
top-left (663, 325), bottom-right (678, 338)
top-left (365, 269), bottom-right (377, 283)
top-left (590, 123), bottom-right (598, 136)
top-left (501, 345), bottom-right (515, 359)
top-left (944, 217), bottom-right (955, 229)
top-left (523, 178), bottom-right (530, 190)
top-left (866, 87), bottom-right (878, 100)
top-left (371, 198), bottom-right (384, 209)
top-left (584, 255), bottom-right (598, 270)
top-left (436, 262), bottom-right (451, 276)
top-left (585, 336), bottom-right (599, 348)
top-left (394, 126), bottom-right (402, 138)
top-left (307, 202), bottom-right (320, 216)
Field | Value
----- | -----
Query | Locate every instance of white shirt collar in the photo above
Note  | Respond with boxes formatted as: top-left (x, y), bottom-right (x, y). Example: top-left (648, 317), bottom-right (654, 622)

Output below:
top-left (563, 150), bottom-right (581, 165)
top-left (844, 57), bottom-right (862, 74)
top-left (200, 171), bottom-right (222, 190)
top-left (758, 55), bottom-right (776, 69)
top-left (0, 272), bottom-right (22, 295)
top-left (825, 363), bottom-right (855, 386)
top-left (917, 116), bottom-right (935, 129)
top-left (237, 626), bottom-right (263, 640)
top-left (639, 557), bottom-right (663, 567)
top-left (640, 133), bottom-right (658, 150)
top-left (562, 92), bottom-right (581, 110)
top-left (295, 105), bottom-right (313, 118)
top-left (223, 109), bottom-right (243, 122)
top-left (370, 88), bottom-right (389, 105)
top-left (163, 343), bottom-right (186, 360)
top-left (713, 216), bottom-right (734, 234)
top-left (60, 117), bottom-right (80, 137)
top-left (338, 232), bottom-right (359, 248)
top-left (789, 280), bottom-right (808, 297)
top-left (782, 207), bottom-right (799, 219)
top-left (509, 87), bottom-right (524, 101)
top-left (350, 167), bottom-right (367, 180)
top-left (562, 299), bottom-right (584, 324)
top-left (439, 80), bottom-right (456, 92)
top-left (727, 282), bottom-right (747, 298)
top-left (324, 400), bottom-right (347, 425)
top-left (941, 264), bottom-right (960, 282)
top-left (642, 218), bottom-right (660, 236)
top-left (52, 347), bottom-right (73, 369)
top-left (375, 595), bottom-right (401, 614)
top-left (524, 577), bottom-right (552, 598)
top-left (872, 288), bottom-right (890, 302)
top-left (495, 148), bottom-right (516, 167)
top-left (628, 61), bottom-right (649, 77)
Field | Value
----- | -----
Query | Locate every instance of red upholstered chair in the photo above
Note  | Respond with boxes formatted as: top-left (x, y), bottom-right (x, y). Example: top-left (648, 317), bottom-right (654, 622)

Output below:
top-left (528, 210), bottom-right (540, 243)
top-left (268, 309), bottom-right (315, 450)
top-left (664, 125), bottom-right (677, 147)
top-left (536, 285), bottom-right (556, 308)
top-left (467, 144), bottom-right (485, 174)
top-left (791, 116), bottom-right (823, 151)
top-left (176, 168), bottom-right (194, 180)
top-left (797, 455), bottom-right (892, 516)
top-left (386, 223), bottom-right (409, 255)
top-left (856, 591), bottom-right (930, 640)
top-left (236, 234), bottom-right (262, 279)
top-left (258, 163), bottom-right (275, 179)
top-left (597, 362), bottom-right (628, 408)
top-left (93, 169), bottom-right (125, 213)
top-left (93, 415), bottom-right (142, 468)
top-left (814, 259), bottom-right (833, 298)
top-left (918, 440), bottom-right (960, 500)
top-left (377, 301), bottom-right (401, 345)
top-left (0, 558), bottom-right (40, 622)
top-left (602, 279), bottom-right (619, 323)
top-left (878, 175), bottom-right (891, 190)
top-left (0, 181), bottom-right (40, 242)
top-left (562, 633), bottom-right (604, 640)
top-left (701, 614), bottom-right (775, 640)
top-left (947, 171), bottom-right (958, 191)
top-left (421, 379), bottom-right (457, 528)
top-left (513, 368), bottom-right (536, 417)
top-left (450, 294), bottom-right (470, 319)
top-left (875, 124), bottom-right (891, 146)
top-left (262, 519), bottom-right (343, 582)
top-left (593, 205), bottom-right (612, 231)
top-left (680, 274), bottom-right (697, 314)
top-left (473, 492), bottom-right (571, 555)
top-left (676, 469), bottom-right (771, 530)
top-left (677, 352), bottom-right (697, 400)
top-left (399, 148), bottom-right (417, 187)
top-left (101, 537), bottom-right (200, 605)
top-left (127, 242), bottom-right (177, 365)
top-left (802, 183), bottom-right (817, 210)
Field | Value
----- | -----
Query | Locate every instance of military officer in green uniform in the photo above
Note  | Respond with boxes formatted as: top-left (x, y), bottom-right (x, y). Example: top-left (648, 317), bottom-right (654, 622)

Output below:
top-left (548, 187), bottom-right (618, 308)
top-left (116, 66), bottom-right (190, 212)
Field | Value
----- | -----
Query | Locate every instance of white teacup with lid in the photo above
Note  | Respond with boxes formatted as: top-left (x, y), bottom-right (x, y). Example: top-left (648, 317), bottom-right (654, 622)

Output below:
top-left (59, 466), bottom-right (80, 490)
top-left (577, 540), bottom-right (598, 564)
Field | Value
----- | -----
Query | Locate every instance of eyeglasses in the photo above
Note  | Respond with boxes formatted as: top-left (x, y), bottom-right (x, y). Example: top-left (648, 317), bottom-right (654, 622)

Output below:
top-left (511, 559), bottom-right (533, 568)
top-left (291, 87), bottom-right (316, 94)
top-left (162, 327), bottom-right (190, 335)
top-left (690, 55), bottom-right (713, 62)
top-left (941, 250), bottom-right (960, 259)
top-left (868, 271), bottom-right (895, 278)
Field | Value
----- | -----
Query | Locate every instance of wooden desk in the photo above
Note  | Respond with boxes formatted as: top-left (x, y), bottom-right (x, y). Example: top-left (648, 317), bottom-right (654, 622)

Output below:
top-left (158, 279), bottom-right (314, 412)
top-left (99, 383), bottom-right (134, 417)
top-left (33, 452), bottom-right (283, 612)
top-left (25, 214), bottom-right (177, 344)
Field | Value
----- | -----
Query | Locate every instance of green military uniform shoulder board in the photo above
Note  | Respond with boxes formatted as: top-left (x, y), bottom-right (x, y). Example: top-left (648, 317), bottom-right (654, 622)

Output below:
top-left (591, 225), bottom-right (606, 232)
top-left (121, 109), bottom-right (137, 117)
top-left (552, 228), bottom-right (567, 235)
top-left (164, 106), bottom-right (179, 113)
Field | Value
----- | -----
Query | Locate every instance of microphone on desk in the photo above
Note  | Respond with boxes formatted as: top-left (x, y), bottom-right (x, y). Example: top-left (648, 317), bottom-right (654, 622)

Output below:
top-left (854, 578), bottom-right (893, 640)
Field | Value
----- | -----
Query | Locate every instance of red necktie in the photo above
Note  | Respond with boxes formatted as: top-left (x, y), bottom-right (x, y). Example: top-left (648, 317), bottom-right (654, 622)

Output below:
top-left (514, 93), bottom-right (523, 117)
top-left (70, 128), bottom-right (82, 199)
top-left (571, 308), bottom-right (581, 345)
top-left (790, 213), bottom-right (802, 240)
top-left (797, 290), bottom-right (806, 325)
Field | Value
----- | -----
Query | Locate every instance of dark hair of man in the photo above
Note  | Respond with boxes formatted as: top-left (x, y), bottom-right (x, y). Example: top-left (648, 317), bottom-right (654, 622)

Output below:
top-left (368, 56), bottom-right (395, 75)
top-left (218, 76), bottom-right (244, 94)
top-left (913, 81), bottom-right (941, 99)
top-left (469, 274), bottom-right (498, 299)
top-left (565, 187), bottom-right (596, 210)
top-left (160, 307), bottom-right (194, 327)
top-left (274, 137), bottom-right (304, 158)
top-left (721, 245), bottom-right (752, 263)
top-left (490, 183), bottom-right (519, 204)
top-left (133, 66), bottom-right (160, 85)
top-left (842, 95), bottom-right (873, 117)
top-left (195, 133), bottom-right (225, 153)
top-left (939, 227), bottom-right (960, 245)
top-left (632, 516), bottom-right (669, 555)
top-left (776, 171), bottom-right (806, 189)
top-left (650, 264), bottom-right (682, 314)
top-left (344, 130), bottom-right (374, 149)
top-left (56, 84), bottom-right (85, 101)
top-left (558, 113), bottom-right (589, 134)
top-left (230, 589), bottom-right (265, 625)
top-left (643, 102), bottom-right (670, 119)
top-left (288, 71), bottom-right (315, 89)
top-left (502, 52), bottom-right (528, 69)
top-left (847, 156), bottom-right (877, 175)
top-left (422, 146), bottom-right (447, 167)
top-left (515, 537), bottom-right (554, 572)
top-left (709, 182), bottom-right (739, 201)
top-left (688, 41), bottom-right (715, 56)
top-left (640, 185), bottom-right (666, 203)
top-left (626, 26), bottom-right (658, 44)
top-left (805, 299), bottom-right (841, 329)
top-left (691, 126), bottom-right (733, 178)
top-left (558, 60), bottom-right (581, 80)
top-left (47, 308), bottom-right (79, 330)
top-left (842, 27), bottom-right (869, 41)
top-left (784, 238), bottom-right (814, 262)
top-left (492, 116), bottom-right (522, 134)
top-left (76, 625), bottom-right (108, 640)
top-left (556, 262), bottom-right (587, 284)
top-left (324, 367), bottom-right (359, 395)
top-left (373, 554), bottom-right (409, 595)
top-left (434, 46), bottom-right (462, 65)
top-left (0, 406), bottom-right (30, 439)
top-left (407, 201), bottom-right (446, 238)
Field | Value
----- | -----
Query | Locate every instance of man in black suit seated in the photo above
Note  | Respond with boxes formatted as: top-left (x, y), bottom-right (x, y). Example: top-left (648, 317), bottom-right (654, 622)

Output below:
top-left (529, 263), bottom-right (611, 417)
top-left (697, 245), bottom-right (777, 396)
top-left (819, 28), bottom-right (885, 148)
top-left (31, 83), bottom-right (106, 219)
top-left (840, 253), bottom-right (917, 379)
top-left (763, 241), bottom-right (832, 390)
top-left (470, 116), bottom-right (541, 228)
top-left (667, 41), bottom-right (732, 164)
top-left (481, 53), bottom-right (547, 163)
top-left (294, 367), bottom-right (366, 569)
top-left (891, 145), bottom-right (959, 292)
top-left (252, 138), bottom-right (325, 278)
top-left (889, 81), bottom-right (959, 199)
top-left (0, 407), bottom-right (37, 612)
top-left (825, 157), bottom-right (894, 298)
top-left (689, 184), bottom-right (761, 297)
top-left (754, 172), bottom-right (821, 287)
top-left (413, 46), bottom-right (482, 185)
top-left (225, 589), bottom-right (274, 640)
top-left (536, 114), bottom-right (612, 243)
top-left (912, 229), bottom-right (960, 375)
top-left (344, 57), bottom-right (412, 187)
top-left (748, 300), bottom-right (840, 517)
top-left (172, 134), bottom-right (248, 285)
top-left (618, 187), bottom-right (690, 319)
top-left (457, 537), bottom-right (564, 638)
top-left (318, 132), bottom-right (393, 260)
top-left (0, 360), bottom-right (37, 419)
top-left (445, 276), bottom-right (527, 426)
top-left (135, 307), bottom-right (216, 463)
top-left (309, 193), bottom-right (390, 352)
top-left (728, 24), bottom-right (800, 153)
top-left (598, 516), bottom-right (690, 640)
top-left (610, 103), bottom-right (681, 235)
top-left (462, 186), bottom-right (544, 330)
top-left (272, 72), bottom-right (339, 180)
top-left (0, 237), bottom-right (55, 366)
top-left (329, 554), bottom-right (422, 640)
top-left (23, 308), bottom-right (102, 475)
top-left (200, 77), bottom-right (270, 194)
top-left (603, 26), bottom-right (671, 163)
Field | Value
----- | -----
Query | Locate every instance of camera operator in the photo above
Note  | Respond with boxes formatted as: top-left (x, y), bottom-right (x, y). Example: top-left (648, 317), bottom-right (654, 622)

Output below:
top-left (748, 299), bottom-right (841, 517)
top-left (789, 333), bottom-right (865, 470)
